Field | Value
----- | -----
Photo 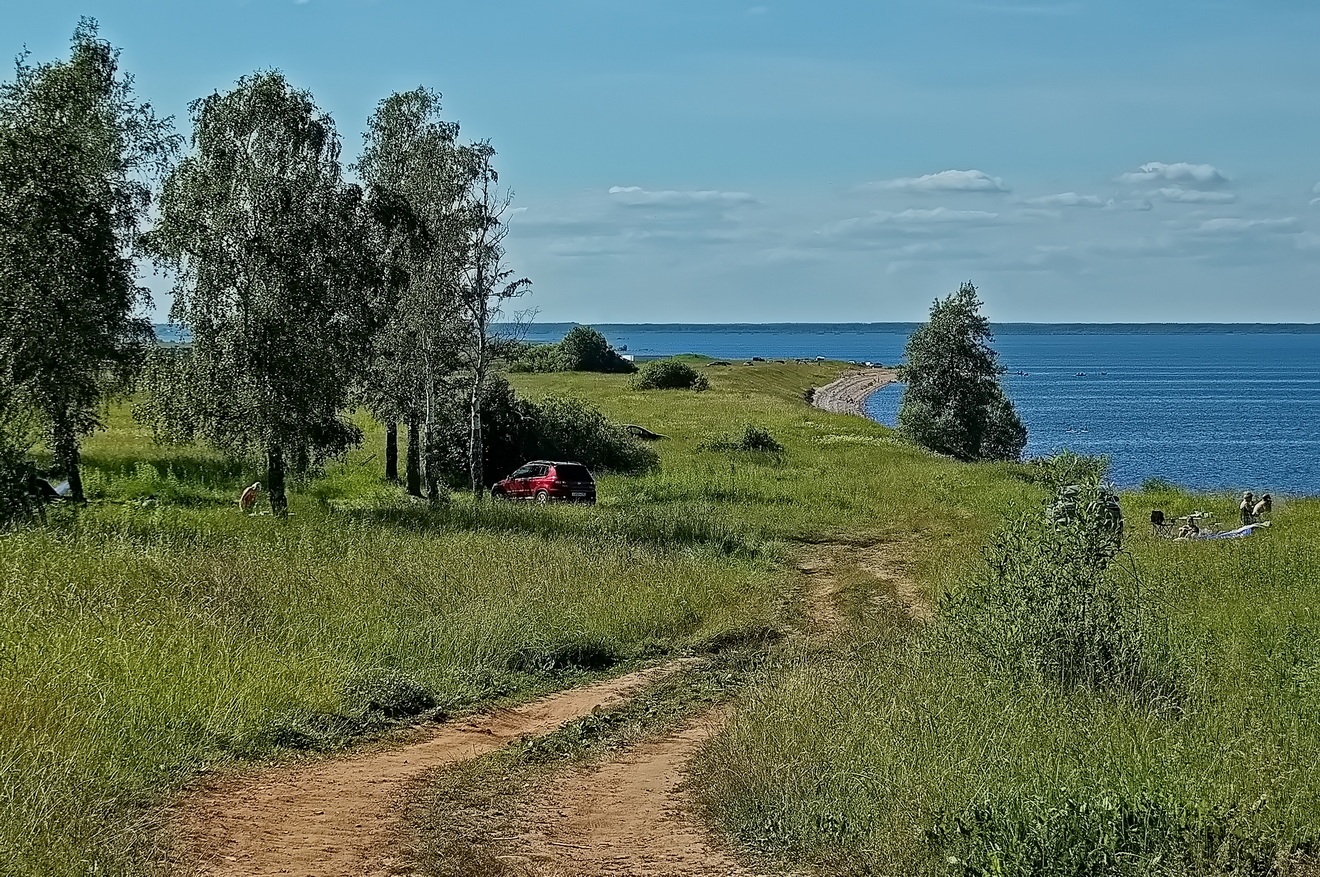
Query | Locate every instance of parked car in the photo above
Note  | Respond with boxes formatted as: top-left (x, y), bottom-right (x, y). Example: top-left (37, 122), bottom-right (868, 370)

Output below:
top-left (490, 460), bottom-right (597, 504)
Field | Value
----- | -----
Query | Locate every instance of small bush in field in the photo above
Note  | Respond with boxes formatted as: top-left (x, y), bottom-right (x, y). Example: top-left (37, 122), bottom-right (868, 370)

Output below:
top-left (342, 668), bottom-right (437, 718)
top-left (943, 477), bottom-right (1169, 699)
top-left (631, 359), bottom-right (709, 391)
top-left (1142, 476), bottom-right (1179, 492)
top-left (699, 424), bottom-right (784, 453)
top-left (930, 792), bottom-right (1277, 877)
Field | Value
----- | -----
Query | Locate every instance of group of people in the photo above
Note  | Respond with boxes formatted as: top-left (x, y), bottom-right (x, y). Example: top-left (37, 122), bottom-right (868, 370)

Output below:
top-left (1240, 491), bottom-right (1272, 525)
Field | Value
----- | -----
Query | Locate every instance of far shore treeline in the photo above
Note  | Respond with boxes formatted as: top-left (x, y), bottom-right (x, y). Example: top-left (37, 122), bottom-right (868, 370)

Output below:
top-left (0, 19), bottom-right (624, 516)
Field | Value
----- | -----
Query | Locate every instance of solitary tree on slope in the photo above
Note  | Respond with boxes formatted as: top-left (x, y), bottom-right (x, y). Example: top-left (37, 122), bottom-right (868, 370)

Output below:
top-left (897, 281), bottom-right (1026, 462)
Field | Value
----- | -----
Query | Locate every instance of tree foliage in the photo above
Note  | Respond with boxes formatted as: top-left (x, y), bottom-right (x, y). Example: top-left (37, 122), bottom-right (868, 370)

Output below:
top-left (0, 19), bottom-right (177, 501)
top-left (897, 281), bottom-right (1026, 462)
top-left (144, 72), bottom-right (373, 513)
top-left (508, 326), bottom-right (635, 374)
top-left (356, 87), bottom-right (467, 497)
top-left (631, 358), bottom-right (710, 391)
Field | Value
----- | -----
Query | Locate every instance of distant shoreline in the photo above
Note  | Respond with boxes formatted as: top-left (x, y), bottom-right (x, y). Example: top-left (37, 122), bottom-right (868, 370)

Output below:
top-left (810, 369), bottom-right (900, 417)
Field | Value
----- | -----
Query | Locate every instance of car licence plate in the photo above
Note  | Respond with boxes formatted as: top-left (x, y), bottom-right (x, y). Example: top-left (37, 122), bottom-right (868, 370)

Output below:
top-left (572, 491), bottom-right (587, 497)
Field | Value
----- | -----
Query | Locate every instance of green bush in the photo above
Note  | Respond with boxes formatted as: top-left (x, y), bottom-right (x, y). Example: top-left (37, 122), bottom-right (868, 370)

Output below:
top-left (341, 668), bottom-right (438, 718)
top-left (931, 792), bottom-right (1278, 877)
top-left (529, 394), bottom-right (659, 474)
top-left (506, 327), bottom-right (635, 374)
top-left (699, 424), bottom-right (784, 453)
top-left (558, 326), bottom-right (636, 373)
top-left (943, 478), bottom-right (1167, 698)
top-left (631, 358), bottom-right (709, 391)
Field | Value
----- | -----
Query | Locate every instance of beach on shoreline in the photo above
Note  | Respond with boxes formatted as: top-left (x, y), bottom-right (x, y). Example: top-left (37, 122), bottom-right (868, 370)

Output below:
top-left (811, 368), bottom-right (899, 417)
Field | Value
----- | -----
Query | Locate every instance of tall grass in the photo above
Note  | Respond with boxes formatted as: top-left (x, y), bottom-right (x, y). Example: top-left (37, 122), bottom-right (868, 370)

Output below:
top-left (0, 499), bottom-right (781, 874)
top-left (695, 488), bottom-right (1320, 876)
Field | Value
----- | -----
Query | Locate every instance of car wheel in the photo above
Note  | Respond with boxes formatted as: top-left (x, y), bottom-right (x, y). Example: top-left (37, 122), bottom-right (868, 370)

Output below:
top-left (490, 487), bottom-right (506, 500)
top-left (535, 489), bottom-right (549, 504)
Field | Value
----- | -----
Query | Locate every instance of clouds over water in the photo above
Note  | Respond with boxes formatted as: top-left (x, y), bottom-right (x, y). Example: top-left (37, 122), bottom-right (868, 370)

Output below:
top-left (507, 157), bottom-right (1318, 322)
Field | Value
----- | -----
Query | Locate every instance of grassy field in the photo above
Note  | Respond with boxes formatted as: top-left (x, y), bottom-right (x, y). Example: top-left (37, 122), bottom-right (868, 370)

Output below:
top-left (7, 358), bottom-right (1317, 876)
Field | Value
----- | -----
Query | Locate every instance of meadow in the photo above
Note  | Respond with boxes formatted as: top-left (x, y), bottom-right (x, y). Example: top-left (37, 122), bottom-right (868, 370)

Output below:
top-left (4, 358), bottom-right (1317, 876)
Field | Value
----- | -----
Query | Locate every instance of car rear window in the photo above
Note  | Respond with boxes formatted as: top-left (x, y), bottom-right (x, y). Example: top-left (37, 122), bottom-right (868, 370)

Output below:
top-left (554, 464), bottom-right (592, 481)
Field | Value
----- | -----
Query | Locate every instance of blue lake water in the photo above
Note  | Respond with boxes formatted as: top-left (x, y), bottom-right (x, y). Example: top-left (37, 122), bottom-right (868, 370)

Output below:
top-left (518, 323), bottom-right (1320, 495)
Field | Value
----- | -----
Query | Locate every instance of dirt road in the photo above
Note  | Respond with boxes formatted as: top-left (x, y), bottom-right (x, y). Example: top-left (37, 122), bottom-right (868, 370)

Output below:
top-left (169, 664), bottom-right (684, 877)
top-left (169, 541), bottom-right (921, 877)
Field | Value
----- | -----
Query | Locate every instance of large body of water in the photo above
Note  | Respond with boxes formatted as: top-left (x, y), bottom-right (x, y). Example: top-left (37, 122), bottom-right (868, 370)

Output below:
top-left (518, 323), bottom-right (1320, 495)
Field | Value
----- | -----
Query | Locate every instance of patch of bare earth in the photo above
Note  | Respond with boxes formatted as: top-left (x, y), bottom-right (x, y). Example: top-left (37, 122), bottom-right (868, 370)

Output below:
top-left (507, 713), bottom-right (769, 877)
top-left (166, 664), bottom-right (684, 877)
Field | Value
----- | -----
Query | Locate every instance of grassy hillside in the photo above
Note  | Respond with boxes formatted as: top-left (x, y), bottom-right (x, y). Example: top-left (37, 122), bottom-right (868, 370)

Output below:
top-left (9, 358), bottom-right (1315, 877)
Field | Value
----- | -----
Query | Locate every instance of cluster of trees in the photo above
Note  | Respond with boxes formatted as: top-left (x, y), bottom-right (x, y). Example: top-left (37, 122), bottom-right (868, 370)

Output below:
top-left (0, 21), bottom-right (531, 513)
top-left (508, 326), bottom-right (636, 374)
top-left (898, 282), bottom-right (1027, 463)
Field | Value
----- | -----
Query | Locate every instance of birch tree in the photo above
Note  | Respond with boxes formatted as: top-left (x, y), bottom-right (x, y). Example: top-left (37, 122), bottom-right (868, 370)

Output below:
top-left (356, 88), bottom-right (467, 498)
top-left (146, 72), bottom-right (373, 513)
top-left (0, 20), bottom-right (176, 501)
top-left (455, 146), bottom-right (530, 495)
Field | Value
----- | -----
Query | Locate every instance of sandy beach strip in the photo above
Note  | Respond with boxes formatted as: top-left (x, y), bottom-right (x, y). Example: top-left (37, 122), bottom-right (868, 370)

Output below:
top-left (811, 368), bottom-right (900, 417)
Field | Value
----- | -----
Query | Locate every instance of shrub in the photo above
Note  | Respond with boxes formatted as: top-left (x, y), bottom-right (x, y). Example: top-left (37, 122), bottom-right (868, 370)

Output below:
top-left (1141, 476), bottom-right (1179, 492)
top-left (631, 359), bottom-right (709, 391)
top-left (506, 327), bottom-right (635, 374)
top-left (1019, 451), bottom-right (1111, 490)
top-left (942, 478), bottom-right (1168, 698)
top-left (699, 424), bottom-right (784, 453)
top-left (558, 326), bottom-right (636, 373)
top-left (528, 394), bottom-right (659, 474)
top-left (0, 396), bottom-right (42, 527)
top-left (931, 792), bottom-right (1278, 877)
top-left (505, 341), bottom-right (564, 373)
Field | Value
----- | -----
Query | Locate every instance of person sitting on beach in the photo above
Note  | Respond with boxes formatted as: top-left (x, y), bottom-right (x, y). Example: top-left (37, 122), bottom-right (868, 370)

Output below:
top-left (1239, 491), bottom-right (1255, 525)
top-left (239, 482), bottom-right (261, 513)
top-left (1252, 493), bottom-right (1272, 519)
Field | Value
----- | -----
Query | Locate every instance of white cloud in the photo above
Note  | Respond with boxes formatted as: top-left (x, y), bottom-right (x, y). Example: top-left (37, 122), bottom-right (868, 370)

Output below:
top-left (823, 207), bottom-right (1001, 235)
top-left (1118, 162), bottom-right (1230, 189)
top-left (1104, 198), bottom-right (1154, 212)
top-left (1190, 217), bottom-right (1299, 235)
top-left (1155, 187), bottom-right (1236, 204)
top-left (608, 186), bottom-right (756, 206)
top-left (863, 169), bottom-right (1009, 193)
top-left (1021, 192), bottom-right (1104, 208)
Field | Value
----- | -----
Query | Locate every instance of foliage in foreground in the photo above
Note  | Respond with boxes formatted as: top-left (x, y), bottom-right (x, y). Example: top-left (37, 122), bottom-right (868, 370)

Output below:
top-left (0, 500), bottom-right (780, 875)
top-left (898, 281), bottom-right (1026, 462)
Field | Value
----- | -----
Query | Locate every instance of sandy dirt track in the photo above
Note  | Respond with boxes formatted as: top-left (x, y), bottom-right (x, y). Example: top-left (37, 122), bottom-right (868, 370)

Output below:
top-left (168, 664), bottom-right (684, 877)
top-left (810, 369), bottom-right (899, 416)
top-left (510, 714), bottom-right (767, 877)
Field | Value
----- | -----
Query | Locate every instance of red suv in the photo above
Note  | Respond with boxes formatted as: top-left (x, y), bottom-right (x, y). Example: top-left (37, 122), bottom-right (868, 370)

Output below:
top-left (491, 461), bottom-right (597, 504)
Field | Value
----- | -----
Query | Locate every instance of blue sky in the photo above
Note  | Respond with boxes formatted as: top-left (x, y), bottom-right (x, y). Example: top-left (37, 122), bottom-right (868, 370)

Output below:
top-left (6, 1), bottom-right (1320, 323)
